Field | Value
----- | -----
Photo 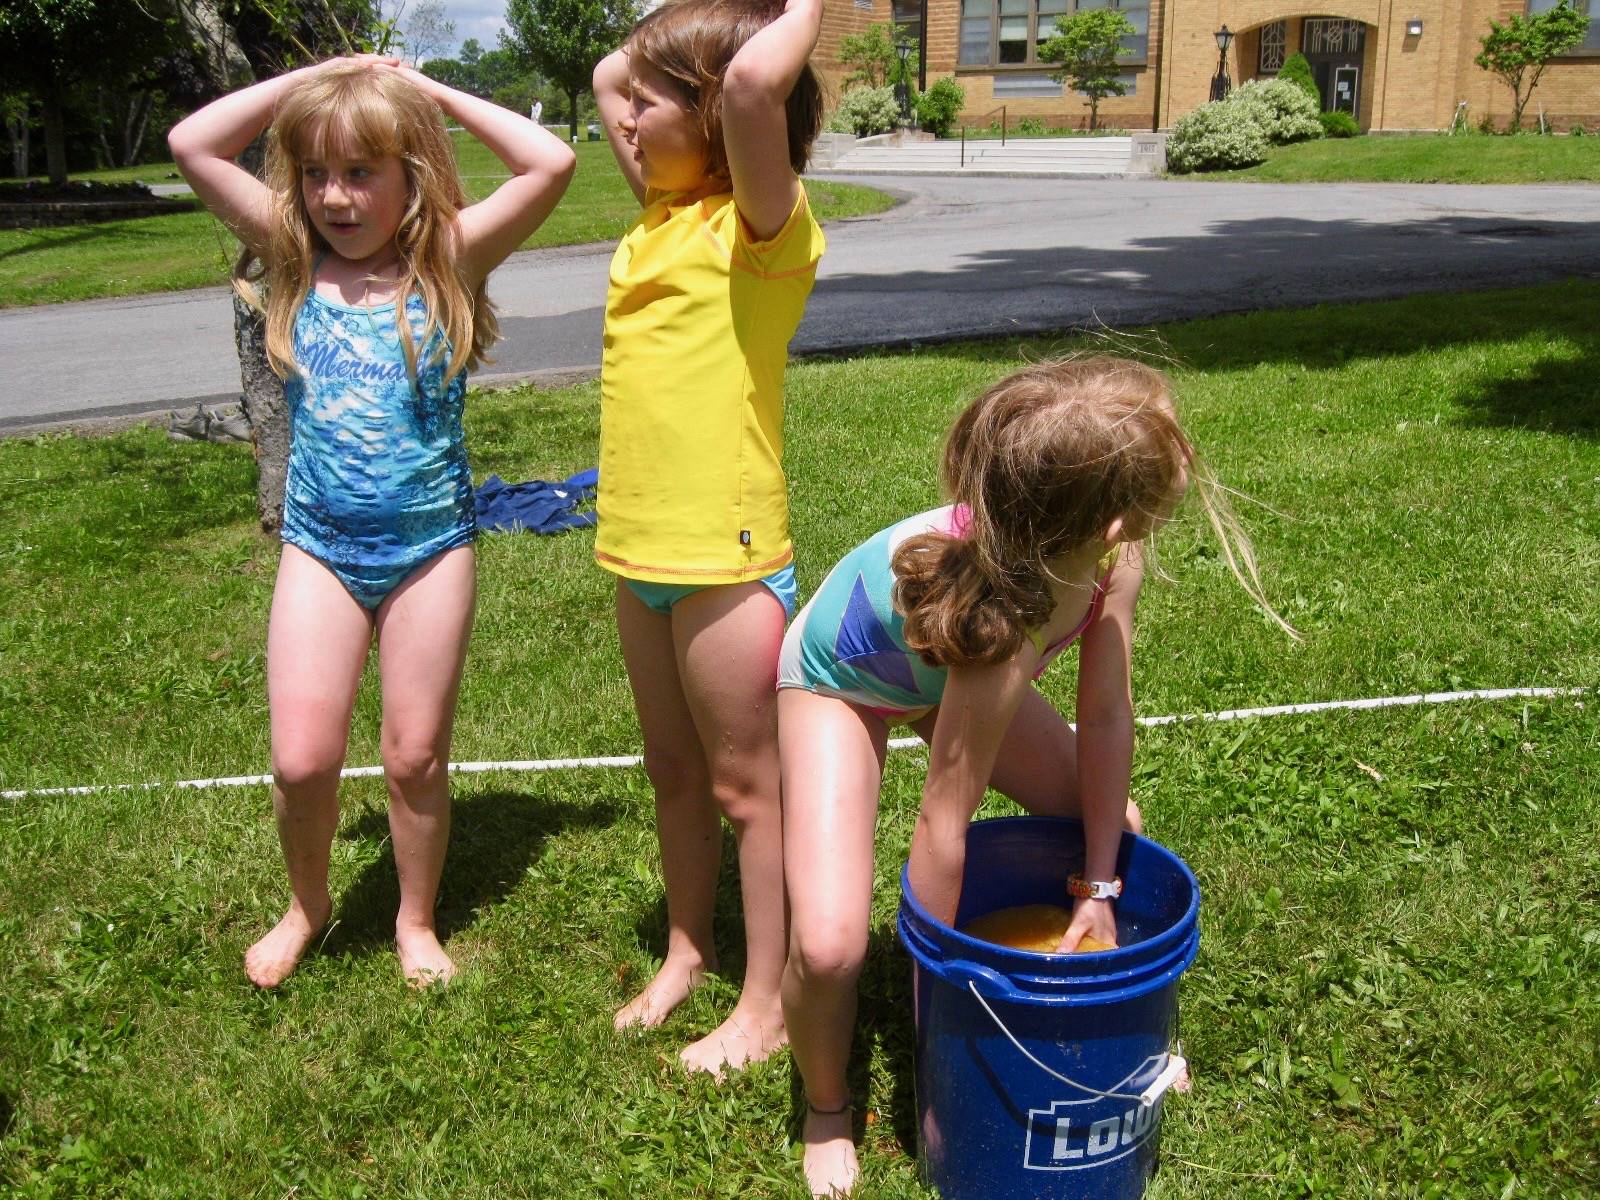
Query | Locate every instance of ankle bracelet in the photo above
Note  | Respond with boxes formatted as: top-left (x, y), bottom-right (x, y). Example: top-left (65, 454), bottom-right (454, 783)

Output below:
top-left (806, 1098), bottom-right (853, 1117)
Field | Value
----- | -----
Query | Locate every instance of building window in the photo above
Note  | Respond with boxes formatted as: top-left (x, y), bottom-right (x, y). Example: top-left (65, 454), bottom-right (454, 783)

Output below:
top-left (1528, 0), bottom-right (1600, 53)
top-left (999, 0), bottom-right (1029, 62)
top-left (958, 0), bottom-right (1149, 68)
top-left (1303, 18), bottom-right (1365, 55)
top-left (1259, 20), bottom-right (1287, 72)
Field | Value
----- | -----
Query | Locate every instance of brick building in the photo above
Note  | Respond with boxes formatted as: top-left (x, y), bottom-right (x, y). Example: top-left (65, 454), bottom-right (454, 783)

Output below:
top-left (815, 1), bottom-right (1600, 131)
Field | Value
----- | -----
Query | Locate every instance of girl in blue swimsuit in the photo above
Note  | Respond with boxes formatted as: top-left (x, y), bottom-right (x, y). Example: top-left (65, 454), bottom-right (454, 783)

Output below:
top-left (170, 56), bottom-right (574, 988)
top-left (776, 357), bottom-right (1295, 1197)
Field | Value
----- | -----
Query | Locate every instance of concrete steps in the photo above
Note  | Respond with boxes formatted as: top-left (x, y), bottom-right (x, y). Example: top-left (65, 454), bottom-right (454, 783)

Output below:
top-left (818, 136), bottom-right (1152, 177)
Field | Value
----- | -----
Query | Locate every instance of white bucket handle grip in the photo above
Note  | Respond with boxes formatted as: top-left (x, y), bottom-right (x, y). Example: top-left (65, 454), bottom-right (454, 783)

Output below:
top-left (965, 980), bottom-right (1186, 1109)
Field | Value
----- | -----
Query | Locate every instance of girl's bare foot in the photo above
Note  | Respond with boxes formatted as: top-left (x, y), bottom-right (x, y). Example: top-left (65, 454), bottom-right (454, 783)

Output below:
top-left (801, 1105), bottom-right (858, 1198)
top-left (396, 924), bottom-right (456, 988)
top-left (679, 999), bottom-right (787, 1076)
top-left (244, 898), bottom-right (330, 988)
top-left (614, 955), bottom-right (706, 1030)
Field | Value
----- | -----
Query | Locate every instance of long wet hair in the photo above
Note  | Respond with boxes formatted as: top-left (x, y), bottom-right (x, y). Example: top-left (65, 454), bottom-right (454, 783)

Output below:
top-left (893, 357), bottom-right (1293, 668)
top-left (234, 62), bottom-right (498, 384)
top-left (627, 0), bottom-right (824, 179)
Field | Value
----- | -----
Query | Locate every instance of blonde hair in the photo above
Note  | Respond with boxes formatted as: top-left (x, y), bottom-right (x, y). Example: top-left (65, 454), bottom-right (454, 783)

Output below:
top-left (627, 0), bottom-right (824, 179)
top-left (893, 356), bottom-right (1294, 668)
top-left (234, 62), bottom-right (497, 384)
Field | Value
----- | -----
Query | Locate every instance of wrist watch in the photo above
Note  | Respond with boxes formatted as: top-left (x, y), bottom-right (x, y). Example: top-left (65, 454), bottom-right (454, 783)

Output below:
top-left (1068, 873), bottom-right (1123, 900)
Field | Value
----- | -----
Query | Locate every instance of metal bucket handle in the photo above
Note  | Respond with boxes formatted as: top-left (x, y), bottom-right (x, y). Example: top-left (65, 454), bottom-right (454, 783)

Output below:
top-left (957, 965), bottom-right (1188, 1109)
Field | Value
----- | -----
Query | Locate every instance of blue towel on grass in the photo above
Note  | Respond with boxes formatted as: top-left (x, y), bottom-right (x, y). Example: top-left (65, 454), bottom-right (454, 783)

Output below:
top-left (475, 468), bottom-right (598, 534)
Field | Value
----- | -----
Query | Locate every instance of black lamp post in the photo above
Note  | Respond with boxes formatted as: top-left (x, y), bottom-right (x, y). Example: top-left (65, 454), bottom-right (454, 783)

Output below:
top-left (1210, 25), bottom-right (1234, 101)
top-left (895, 36), bottom-right (914, 125)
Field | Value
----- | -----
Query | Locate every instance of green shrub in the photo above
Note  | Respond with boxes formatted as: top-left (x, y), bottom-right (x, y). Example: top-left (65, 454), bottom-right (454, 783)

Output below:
top-left (1167, 100), bottom-right (1270, 172)
top-left (1228, 77), bottom-right (1323, 145)
top-left (1017, 116), bottom-right (1047, 135)
top-left (826, 85), bottom-right (901, 136)
top-left (915, 77), bottom-right (965, 137)
top-left (1572, 123), bottom-right (1589, 137)
top-left (1277, 52), bottom-right (1320, 106)
top-left (1318, 109), bottom-right (1361, 138)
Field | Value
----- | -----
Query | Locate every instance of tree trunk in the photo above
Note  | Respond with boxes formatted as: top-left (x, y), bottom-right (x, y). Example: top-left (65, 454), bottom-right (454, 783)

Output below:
top-left (94, 89), bottom-right (114, 171)
top-left (123, 92), bottom-right (154, 167)
top-left (7, 114), bottom-right (27, 179)
top-left (177, 2), bottom-right (283, 530)
top-left (232, 136), bottom-right (289, 534)
top-left (233, 288), bottom-right (289, 535)
top-left (41, 84), bottom-right (68, 185)
top-left (568, 88), bottom-right (579, 143)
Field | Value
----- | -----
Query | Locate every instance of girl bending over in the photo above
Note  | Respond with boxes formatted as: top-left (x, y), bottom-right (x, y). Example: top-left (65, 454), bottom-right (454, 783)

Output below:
top-left (777, 357), bottom-right (1293, 1195)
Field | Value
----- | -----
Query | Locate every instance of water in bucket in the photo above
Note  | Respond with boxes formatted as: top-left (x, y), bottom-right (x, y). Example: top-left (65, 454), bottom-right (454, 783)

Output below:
top-left (898, 816), bottom-right (1199, 1200)
top-left (960, 905), bottom-right (1115, 954)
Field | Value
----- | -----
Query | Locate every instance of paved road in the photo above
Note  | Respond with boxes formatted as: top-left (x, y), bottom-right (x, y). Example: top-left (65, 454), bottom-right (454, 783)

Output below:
top-left (4, 176), bottom-right (1599, 430)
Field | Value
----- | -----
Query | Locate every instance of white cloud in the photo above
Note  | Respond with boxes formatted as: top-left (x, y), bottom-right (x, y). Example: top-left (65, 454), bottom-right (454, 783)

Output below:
top-left (428, 0), bottom-right (508, 57)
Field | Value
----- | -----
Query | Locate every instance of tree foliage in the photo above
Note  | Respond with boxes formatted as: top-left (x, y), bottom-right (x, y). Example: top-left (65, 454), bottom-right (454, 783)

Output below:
top-left (503, 0), bottom-right (638, 141)
top-left (915, 76), bottom-right (965, 138)
top-left (402, 0), bottom-right (455, 66)
top-left (0, 0), bottom-right (187, 181)
top-left (826, 85), bottom-right (900, 136)
top-left (215, 0), bottom-right (387, 74)
top-left (1227, 78), bottom-right (1323, 145)
top-left (423, 46), bottom-right (549, 116)
top-left (1474, 1), bottom-right (1587, 130)
top-left (1167, 100), bottom-right (1270, 173)
top-left (837, 22), bottom-right (917, 91)
top-left (1038, 7), bottom-right (1134, 132)
top-left (1277, 52), bottom-right (1319, 107)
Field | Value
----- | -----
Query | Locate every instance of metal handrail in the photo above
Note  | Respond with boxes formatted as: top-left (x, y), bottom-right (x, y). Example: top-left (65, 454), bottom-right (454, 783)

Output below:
top-left (959, 104), bottom-right (1007, 168)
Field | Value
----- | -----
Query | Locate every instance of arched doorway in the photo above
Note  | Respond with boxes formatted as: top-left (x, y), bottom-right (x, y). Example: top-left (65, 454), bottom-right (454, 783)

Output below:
top-left (1300, 16), bottom-right (1365, 115)
top-left (1240, 15), bottom-right (1373, 124)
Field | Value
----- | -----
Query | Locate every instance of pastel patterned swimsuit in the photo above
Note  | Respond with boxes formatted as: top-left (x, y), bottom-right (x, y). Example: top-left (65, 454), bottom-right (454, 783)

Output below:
top-left (281, 289), bottom-right (475, 608)
top-left (777, 506), bottom-right (1111, 722)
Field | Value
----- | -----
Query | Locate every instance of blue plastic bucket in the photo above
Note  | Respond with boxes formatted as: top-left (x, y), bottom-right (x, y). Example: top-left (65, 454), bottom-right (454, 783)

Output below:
top-left (896, 816), bottom-right (1199, 1200)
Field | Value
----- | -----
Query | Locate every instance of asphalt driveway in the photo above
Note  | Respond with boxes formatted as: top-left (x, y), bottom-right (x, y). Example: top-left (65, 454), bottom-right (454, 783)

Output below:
top-left (3, 175), bottom-right (1598, 431)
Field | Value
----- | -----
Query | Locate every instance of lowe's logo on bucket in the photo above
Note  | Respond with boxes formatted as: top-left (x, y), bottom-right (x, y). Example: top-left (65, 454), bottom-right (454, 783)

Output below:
top-left (1022, 1055), bottom-right (1165, 1171)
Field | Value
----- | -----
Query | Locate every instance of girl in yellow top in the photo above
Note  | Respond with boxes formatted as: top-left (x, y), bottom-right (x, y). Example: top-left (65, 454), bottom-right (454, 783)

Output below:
top-left (592, 0), bottom-right (825, 1075)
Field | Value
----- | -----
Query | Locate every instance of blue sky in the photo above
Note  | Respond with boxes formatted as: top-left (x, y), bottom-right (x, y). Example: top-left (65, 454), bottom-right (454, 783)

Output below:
top-left (429, 0), bottom-right (508, 57)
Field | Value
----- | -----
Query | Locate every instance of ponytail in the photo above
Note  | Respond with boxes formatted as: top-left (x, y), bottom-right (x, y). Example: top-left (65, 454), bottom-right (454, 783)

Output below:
top-left (892, 530), bottom-right (1054, 668)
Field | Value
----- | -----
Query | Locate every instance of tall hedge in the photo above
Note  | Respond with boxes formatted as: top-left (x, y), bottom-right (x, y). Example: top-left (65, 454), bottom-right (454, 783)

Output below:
top-left (1278, 52), bottom-right (1320, 106)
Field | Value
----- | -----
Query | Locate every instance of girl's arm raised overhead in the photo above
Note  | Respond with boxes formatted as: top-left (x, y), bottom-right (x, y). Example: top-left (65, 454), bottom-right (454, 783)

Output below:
top-left (1059, 550), bottom-right (1144, 952)
top-left (167, 62), bottom-right (327, 257)
top-left (396, 65), bottom-right (576, 284)
top-left (905, 655), bottom-right (1038, 926)
top-left (593, 48), bottom-right (647, 205)
top-left (721, 0), bottom-right (822, 241)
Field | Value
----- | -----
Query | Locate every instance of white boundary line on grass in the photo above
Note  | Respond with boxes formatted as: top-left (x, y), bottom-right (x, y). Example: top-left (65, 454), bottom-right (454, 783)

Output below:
top-left (2, 686), bottom-right (1587, 802)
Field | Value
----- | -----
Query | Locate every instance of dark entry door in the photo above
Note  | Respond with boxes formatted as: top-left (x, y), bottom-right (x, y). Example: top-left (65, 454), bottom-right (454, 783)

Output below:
top-left (1331, 65), bottom-right (1359, 113)
top-left (1302, 17), bottom-right (1366, 112)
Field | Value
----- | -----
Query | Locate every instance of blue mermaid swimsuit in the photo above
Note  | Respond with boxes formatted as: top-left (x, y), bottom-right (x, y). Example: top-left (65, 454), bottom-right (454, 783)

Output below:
top-left (281, 290), bottom-right (475, 608)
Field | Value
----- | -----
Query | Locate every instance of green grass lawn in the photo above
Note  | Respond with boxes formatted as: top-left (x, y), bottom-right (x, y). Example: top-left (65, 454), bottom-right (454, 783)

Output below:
top-left (0, 136), bottom-right (895, 310)
top-left (1191, 132), bottom-right (1600, 183)
top-left (3, 283), bottom-right (1599, 1197)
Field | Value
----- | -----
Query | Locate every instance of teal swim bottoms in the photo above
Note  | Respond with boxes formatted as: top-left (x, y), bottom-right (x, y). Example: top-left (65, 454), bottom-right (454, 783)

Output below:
top-left (624, 563), bottom-right (797, 619)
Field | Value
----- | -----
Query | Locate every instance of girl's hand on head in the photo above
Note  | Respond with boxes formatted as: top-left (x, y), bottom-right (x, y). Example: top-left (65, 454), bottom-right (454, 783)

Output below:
top-left (1056, 897), bottom-right (1118, 954)
top-left (393, 63), bottom-right (445, 95)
